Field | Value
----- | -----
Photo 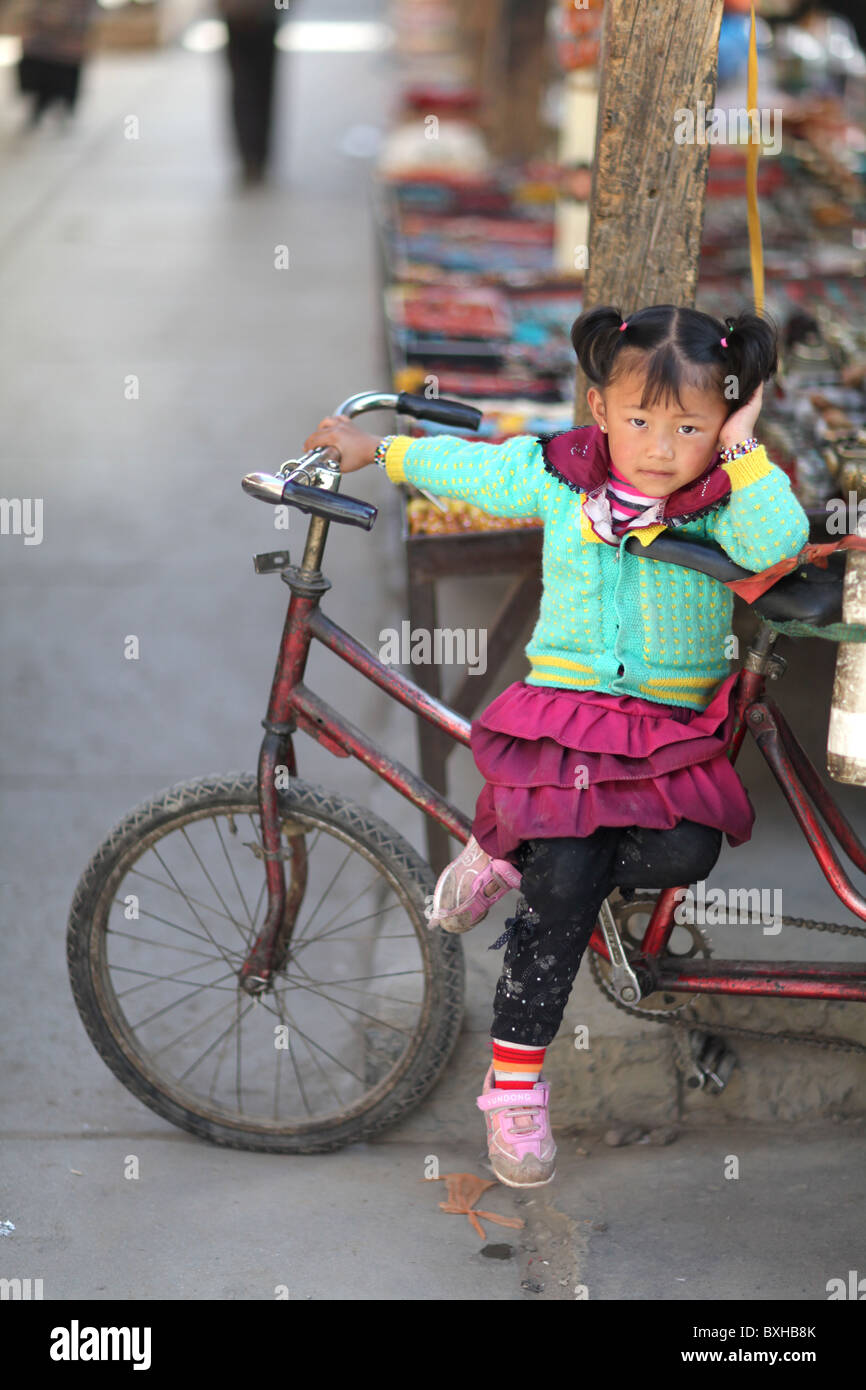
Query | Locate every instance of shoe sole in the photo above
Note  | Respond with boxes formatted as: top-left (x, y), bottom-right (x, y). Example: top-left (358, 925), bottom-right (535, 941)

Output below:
top-left (491, 1164), bottom-right (557, 1188)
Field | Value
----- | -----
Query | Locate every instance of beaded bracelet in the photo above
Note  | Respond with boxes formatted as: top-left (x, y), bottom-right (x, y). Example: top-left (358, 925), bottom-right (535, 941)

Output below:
top-left (373, 435), bottom-right (397, 469)
top-left (719, 436), bottom-right (759, 463)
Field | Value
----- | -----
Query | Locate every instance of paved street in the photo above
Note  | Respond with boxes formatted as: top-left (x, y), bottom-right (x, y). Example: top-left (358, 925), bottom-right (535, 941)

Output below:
top-left (1, 2), bottom-right (864, 1303)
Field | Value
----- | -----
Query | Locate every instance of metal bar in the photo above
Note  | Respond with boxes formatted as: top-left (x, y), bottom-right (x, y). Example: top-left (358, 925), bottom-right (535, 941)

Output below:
top-left (239, 588), bottom-right (320, 992)
top-left (654, 958), bottom-right (866, 1002)
top-left (749, 703), bottom-right (866, 922)
top-left (308, 607), bottom-right (471, 746)
top-left (290, 684), bottom-right (472, 844)
top-left (406, 568), bottom-right (452, 872)
top-left (770, 699), bottom-right (866, 875)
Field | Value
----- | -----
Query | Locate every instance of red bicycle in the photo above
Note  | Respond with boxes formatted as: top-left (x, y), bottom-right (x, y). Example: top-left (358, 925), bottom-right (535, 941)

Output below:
top-left (67, 390), bottom-right (866, 1151)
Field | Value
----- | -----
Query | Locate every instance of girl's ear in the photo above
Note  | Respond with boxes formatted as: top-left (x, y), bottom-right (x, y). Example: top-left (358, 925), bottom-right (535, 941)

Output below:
top-left (586, 386), bottom-right (607, 430)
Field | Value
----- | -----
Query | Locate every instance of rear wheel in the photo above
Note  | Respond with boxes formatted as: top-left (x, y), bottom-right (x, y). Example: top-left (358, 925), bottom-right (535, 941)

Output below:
top-left (67, 773), bottom-right (464, 1152)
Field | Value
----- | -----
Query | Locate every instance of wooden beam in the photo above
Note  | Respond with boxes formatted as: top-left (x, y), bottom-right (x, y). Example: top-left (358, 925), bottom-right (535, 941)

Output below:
top-left (575, 0), bottom-right (725, 423)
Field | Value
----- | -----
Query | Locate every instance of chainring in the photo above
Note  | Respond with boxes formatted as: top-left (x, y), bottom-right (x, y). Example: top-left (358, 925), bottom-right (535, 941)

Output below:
top-left (589, 891), bottom-right (713, 1018)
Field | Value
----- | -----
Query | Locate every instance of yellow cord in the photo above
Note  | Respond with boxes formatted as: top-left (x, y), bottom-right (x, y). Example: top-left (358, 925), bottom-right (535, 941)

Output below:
top-left (745, 2), bottom-right (764, 314)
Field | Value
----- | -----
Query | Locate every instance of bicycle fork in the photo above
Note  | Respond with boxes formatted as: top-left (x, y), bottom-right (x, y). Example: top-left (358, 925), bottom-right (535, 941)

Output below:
top-left (238, 459), bottom-right (341, 995)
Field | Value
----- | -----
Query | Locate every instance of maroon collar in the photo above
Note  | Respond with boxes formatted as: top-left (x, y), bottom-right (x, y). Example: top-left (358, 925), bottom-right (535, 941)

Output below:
top-left (535, 424), bottom-right (731, 525)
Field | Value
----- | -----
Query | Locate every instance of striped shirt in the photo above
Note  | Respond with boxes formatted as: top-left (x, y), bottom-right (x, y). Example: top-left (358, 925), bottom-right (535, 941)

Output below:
top-left (606, 460), bottom-right (673, 536)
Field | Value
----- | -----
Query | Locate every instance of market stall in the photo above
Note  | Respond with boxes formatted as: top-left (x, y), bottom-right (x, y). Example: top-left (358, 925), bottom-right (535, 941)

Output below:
top-left (375, 0), bottom-right (866, 867)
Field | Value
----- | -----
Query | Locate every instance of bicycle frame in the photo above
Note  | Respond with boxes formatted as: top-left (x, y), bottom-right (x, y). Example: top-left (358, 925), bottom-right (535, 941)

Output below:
top-left (238, 433), bottom-right (866, 1008)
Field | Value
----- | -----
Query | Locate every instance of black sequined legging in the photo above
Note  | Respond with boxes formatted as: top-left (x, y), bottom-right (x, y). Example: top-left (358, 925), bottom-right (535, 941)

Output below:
top-left (490, 821), bottom-right (723, 1047)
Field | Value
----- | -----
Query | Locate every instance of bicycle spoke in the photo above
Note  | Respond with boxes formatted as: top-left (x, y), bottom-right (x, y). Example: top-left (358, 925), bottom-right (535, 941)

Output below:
top-left (127, 868), bottom-right (251, 935)
top-left (132, 971), bottom-right (240, 1036)
top-left (235, 992), bottom-right (242, 1110)
top-left (256, 993), bottom-right (351, 1109)
top-left (214, 818), bottom-right (257, 934)
top-left (293, 841), bottom-right (354, 941)
top-left (276, 976), bottom-right (423, 1010)
top-left (141, 992), bottom-right (238, 1063)
top-left (253, 993), bottom-right (367, 1087)
top-left (292, 898), bottom-right (405, 953)
top-left (279, 954), bottom-right (422, 1012)
top-left (181, 824), bottom-right (252, 947)
top-left (295, 862), bottom-right (391, 944)
top-left (148, 845), bottom-right (241, 971)
top-left (113, 957), bottom-right (235, 1000)
top-left (207, 1011), bottom-right (239, 1104)
top-left (271, 989), bottom-right (313, 1119)
top-left (304, 970), bottom-right (423, 987)
top-left (107, 926), bottom-right (231, 962)
top-left (113, 899), bottom-right (240, 954)
top-left (285, 976), bottom-right (415, 1038)
top-left (173, 998), bottom-right (256, 1086)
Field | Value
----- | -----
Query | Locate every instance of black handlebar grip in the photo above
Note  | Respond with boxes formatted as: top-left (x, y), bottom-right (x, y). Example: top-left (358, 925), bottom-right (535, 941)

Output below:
top-left (396, 391), bottom-right (482, 432)
top-left (281, 480), bottom-right (377, 531)
top-left (624, 532), bottom-right (751, 583)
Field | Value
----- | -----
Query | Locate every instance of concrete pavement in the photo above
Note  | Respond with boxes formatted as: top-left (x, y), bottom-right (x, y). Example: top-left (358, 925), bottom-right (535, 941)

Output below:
top-left (1, 3), bottom-right (865, 1302)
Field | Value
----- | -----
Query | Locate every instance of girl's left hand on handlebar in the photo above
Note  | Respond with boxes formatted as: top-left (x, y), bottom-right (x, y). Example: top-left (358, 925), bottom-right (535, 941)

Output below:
top-left (303, 417), bottom-right (380, 473)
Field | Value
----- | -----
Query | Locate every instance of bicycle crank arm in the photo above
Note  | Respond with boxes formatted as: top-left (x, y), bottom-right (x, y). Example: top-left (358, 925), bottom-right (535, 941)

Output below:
top-left (598, 899), bottom-right (643, 1003)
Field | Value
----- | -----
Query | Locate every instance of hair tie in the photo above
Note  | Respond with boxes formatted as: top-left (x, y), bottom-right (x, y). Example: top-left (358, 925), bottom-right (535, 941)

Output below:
top-left (720, 336), bottom-right (728, 348)
top-left (619, 321), bottom-right (628, 332)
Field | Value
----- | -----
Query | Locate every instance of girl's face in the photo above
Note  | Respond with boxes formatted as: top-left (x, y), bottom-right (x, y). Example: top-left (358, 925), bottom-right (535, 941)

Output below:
top-left (586, 365), bottom-right (729, 497)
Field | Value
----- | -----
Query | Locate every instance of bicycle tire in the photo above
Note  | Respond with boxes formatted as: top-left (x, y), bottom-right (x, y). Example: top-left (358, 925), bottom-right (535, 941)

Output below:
top-left (67, 772), bottom-right (465, 1153)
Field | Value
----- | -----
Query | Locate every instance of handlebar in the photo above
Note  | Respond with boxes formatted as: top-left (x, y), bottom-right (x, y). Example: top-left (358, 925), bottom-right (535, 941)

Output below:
top-left (242, 402), bottom-right (844, 627)
top-left (241, 473), bottom-right (378, 530)
top-left (624, 532), bottom-right (750, 583)
top-left (626, 532), bottom-right (844, 627)
top-left (242, 389), bottom-right (482, 530)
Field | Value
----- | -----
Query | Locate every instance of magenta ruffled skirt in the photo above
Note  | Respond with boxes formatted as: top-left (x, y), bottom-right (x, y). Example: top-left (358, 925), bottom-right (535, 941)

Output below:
top-left (469, 672), bottom-right (754, 864)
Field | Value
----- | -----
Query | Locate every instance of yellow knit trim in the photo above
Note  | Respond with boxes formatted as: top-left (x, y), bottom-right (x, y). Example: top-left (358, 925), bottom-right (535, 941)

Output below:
top-left (383, 435), bottom-right (415, 485)
top-left (642, 675), bottom-right (721, 688)
top-left (631, 523), bottom-right (667, 546)
top-left (579, 499), bottom-right (605, 544)
top-left (530, 673), bottom-right (596, 688)
top-left (530, 656), bottom-right (596, 675)
top-left (638, 686), bottom-right (711, 704)
top-left (721, 444), bottom-right (772, 492)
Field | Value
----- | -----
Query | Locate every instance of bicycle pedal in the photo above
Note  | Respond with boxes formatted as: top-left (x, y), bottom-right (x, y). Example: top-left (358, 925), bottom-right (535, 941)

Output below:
top-left (253, 550), bottom-right (291, 575)
top-left (684, 1030), bottom-right (738, 1093)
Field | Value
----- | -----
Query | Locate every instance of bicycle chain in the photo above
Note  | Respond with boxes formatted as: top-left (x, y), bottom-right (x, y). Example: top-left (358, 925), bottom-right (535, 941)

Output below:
top-left (595, 897), bottom-right (866, 1058)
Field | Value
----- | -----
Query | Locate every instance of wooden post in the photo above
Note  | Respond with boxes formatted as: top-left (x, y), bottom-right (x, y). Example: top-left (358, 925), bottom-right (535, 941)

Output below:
top-left (575, 0), bottom-right (725, 423)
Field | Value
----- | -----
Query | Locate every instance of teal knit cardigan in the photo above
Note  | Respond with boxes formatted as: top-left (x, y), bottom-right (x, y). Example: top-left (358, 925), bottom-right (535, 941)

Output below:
top-left (383, 431), bottom-right (810, 711)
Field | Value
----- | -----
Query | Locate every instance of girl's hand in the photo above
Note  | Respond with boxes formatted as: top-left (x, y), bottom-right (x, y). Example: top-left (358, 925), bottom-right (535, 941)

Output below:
top-left (302, 417), bottom-right (381, 473)
top-left (718, 381), bottom-right (763, 452)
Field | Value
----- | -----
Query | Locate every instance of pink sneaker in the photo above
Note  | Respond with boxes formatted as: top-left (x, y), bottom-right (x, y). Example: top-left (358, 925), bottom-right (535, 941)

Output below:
top-left (476, 1062), bottom-right (556, 1188)
top-left (425, 836), bottom-right (521, 934)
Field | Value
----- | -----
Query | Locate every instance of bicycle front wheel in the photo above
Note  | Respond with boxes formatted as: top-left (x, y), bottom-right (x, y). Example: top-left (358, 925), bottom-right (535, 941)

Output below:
top-left (67, 773), bottom-right (465, 1152)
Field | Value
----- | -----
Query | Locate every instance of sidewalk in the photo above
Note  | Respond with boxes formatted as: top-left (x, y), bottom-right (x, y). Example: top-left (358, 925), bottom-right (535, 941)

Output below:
top-left (0, 10), bottom-right (864, 1303)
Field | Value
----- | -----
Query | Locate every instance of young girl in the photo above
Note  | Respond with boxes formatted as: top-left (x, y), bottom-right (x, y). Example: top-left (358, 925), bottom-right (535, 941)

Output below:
top-left (303, 304), bottom-right (810, 1188)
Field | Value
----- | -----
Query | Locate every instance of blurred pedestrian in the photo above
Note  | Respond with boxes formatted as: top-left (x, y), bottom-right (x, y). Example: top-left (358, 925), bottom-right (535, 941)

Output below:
top-left (17, 0), bottom-right (98, 126)
top-left (217, 0), bottom-right (282, 186)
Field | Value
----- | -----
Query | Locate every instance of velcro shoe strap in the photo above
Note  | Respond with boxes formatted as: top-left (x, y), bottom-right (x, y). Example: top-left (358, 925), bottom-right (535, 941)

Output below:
top-left (477, 1082), bottom-right (549, 1113)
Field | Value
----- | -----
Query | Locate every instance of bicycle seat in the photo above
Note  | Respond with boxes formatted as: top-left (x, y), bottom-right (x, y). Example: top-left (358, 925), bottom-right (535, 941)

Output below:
top-left (624, 533), bottom-right (845, 627)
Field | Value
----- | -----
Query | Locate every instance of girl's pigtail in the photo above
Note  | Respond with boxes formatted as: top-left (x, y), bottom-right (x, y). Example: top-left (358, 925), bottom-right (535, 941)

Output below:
top-left (723, 311), bottom-right (779, 407)
top-left (570, 305), bottom-right (626, 385)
